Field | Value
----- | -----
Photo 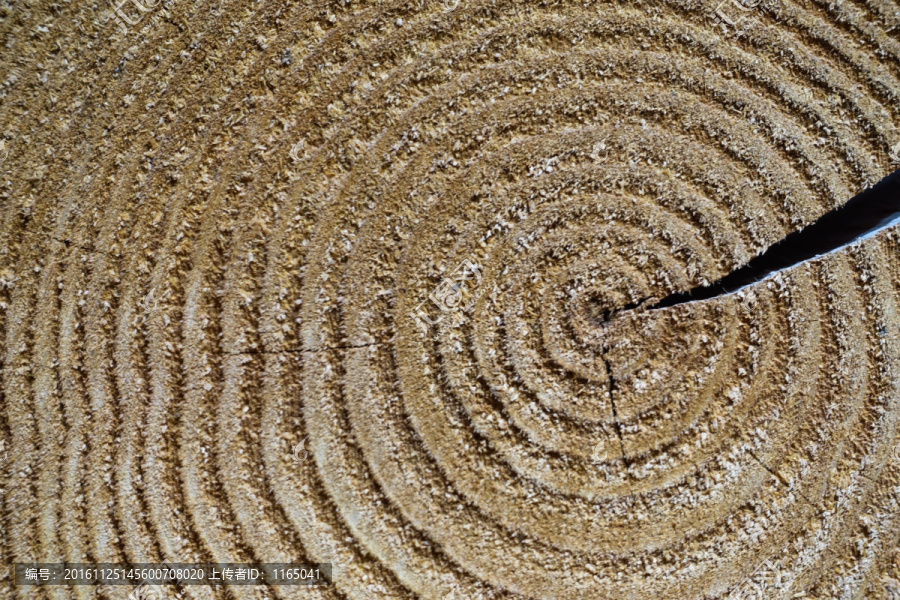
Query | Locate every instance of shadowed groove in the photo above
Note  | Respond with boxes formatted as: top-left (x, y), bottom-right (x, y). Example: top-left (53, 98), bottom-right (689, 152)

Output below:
top-left (647, 168), bottom-right (900, 310)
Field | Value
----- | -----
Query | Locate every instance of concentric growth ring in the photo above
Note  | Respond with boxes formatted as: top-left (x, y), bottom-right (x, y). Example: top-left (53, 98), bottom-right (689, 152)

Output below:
top-left (1, 0), bottom-right (900, 599)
